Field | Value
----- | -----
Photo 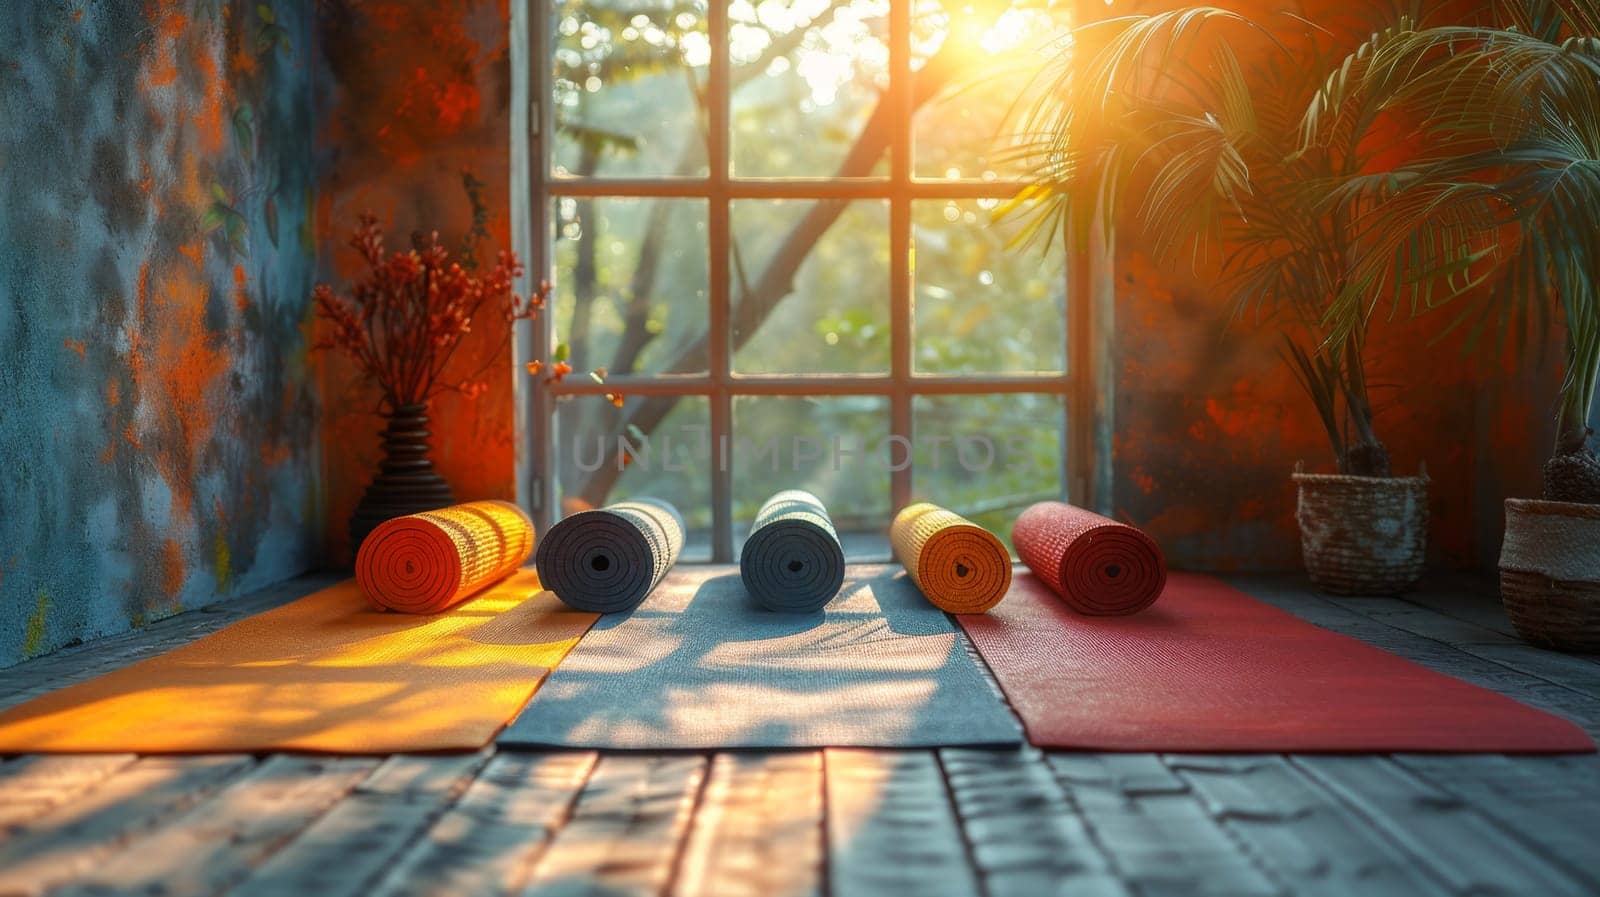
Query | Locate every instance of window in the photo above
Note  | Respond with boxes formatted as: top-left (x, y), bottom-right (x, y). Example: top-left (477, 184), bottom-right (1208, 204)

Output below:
top-left (521, 0), bottom-right (1095, 562)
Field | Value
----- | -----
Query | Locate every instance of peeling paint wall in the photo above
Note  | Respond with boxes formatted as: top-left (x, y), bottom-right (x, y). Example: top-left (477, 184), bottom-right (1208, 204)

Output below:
top-left (1109, 243), bottom-right (1562, 570)
top-left (0, 0), bottom-right (320, 667)
top-left (313, 0), bottom-right (518, 565)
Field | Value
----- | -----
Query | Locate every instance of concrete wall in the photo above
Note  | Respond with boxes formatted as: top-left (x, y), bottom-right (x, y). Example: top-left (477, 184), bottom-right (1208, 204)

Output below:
top-left (0, 0), bottom-right (321, 667)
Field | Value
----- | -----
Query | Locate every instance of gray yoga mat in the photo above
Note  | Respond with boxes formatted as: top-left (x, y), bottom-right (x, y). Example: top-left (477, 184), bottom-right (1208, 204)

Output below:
top-left (739, 489), bottom-right (846, 612)
top-left (534, 497), bottom-right (684, 614)
top-left (498, 565), bottom-right (1025, 750)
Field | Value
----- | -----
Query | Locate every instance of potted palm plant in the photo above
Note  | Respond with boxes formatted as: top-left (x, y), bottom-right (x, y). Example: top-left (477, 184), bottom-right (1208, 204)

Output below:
top-left (1302, 0), bottom-right (1600, 647)
top-left (1010, 10), bottom-right (1428, 593)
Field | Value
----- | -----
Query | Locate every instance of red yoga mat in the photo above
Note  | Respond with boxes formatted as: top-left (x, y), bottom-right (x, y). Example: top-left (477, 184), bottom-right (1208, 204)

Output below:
top-left (958, 573), bottom-right (1595, 753)
top-left (1013, 501), bottom-right (1166, 615)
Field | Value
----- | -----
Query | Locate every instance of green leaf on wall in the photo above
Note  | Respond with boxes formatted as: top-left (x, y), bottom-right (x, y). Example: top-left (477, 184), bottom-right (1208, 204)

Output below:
top-left (264, 196), bottom-right (279, 248)
top-left (232, 105), bottom-right (254, 159)
top-left (257, 23), bottom-right (290, 55)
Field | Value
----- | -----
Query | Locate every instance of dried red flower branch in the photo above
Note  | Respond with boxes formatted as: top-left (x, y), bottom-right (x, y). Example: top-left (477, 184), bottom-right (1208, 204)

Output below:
top-left (313, 212), bottom-right (551, 409)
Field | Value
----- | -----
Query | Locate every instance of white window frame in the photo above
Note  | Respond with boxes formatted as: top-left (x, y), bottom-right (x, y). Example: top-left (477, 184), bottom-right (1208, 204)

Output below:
top-left (513, 0), bottom-right (1111, 562)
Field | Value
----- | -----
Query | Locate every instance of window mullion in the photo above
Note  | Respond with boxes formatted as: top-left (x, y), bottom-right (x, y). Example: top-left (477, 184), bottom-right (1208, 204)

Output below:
top-left (889, 0), bottom-right (913, 514)
top-left (708, 0), bottom-right (734, 562)
top-left (523, 0), bottom-right (558, 537)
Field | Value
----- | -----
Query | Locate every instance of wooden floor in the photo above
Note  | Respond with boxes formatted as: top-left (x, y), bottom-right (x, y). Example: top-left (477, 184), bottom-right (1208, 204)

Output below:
top-left (0, 572), bottom-right (1597, 897)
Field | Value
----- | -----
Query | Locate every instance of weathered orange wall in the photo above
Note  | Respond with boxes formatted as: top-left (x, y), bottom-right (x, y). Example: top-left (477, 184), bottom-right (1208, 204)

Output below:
top-left (1108, 0), bottom-right (1562, 569)
top-left (1111, 242), bottom-right (1558, 570)
top-left (313, 0), bottom-right (518, 564)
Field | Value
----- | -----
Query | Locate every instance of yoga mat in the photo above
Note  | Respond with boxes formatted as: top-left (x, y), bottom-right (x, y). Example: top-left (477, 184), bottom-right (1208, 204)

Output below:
top-left (1013, 500), bottom-right (1166, 615)
top-left (357, 500), bottom-right (534, 613)
top-left (958, 573), bottom-right (1595, 753)
top-left (498, 566), bottom-right (1025, 750)
top-left (891, 502), bottom-right (1012, 614)
top-left (740, 489), bottom-right (846, 612)
top-left (535, 497), bottom-right (684, 614)
top-left (0, 570), bottom-right (598, 754)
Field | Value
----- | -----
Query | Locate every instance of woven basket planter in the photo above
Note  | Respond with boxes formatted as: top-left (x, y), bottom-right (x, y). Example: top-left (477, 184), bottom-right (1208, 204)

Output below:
top-left (1499, 498), bottom-right (1600, 652)
top-left (1293, 466), bottom-right (1429, 595)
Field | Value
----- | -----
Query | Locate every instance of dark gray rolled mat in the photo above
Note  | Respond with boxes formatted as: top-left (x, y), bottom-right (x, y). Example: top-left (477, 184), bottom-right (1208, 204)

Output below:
top-left (534, 497), bottom-right (684, 614)
top-left (498, 565), bottom-right (1025, 749)
top-left (739, 489), bottom-right (846, 612)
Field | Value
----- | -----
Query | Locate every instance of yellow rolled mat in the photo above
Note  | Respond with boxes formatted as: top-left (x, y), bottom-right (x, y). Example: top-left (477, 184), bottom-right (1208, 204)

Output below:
top-left (890, 502), bottom-right (1013, 613)
top-left (357, 500), bottom-right (534, 613)
top-left (0, 569), bottom-right (597, 754)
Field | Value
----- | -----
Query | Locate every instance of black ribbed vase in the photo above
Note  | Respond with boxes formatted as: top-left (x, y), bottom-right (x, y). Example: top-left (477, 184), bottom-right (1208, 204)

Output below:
top-left (349, 403), bottom-right (455, 554)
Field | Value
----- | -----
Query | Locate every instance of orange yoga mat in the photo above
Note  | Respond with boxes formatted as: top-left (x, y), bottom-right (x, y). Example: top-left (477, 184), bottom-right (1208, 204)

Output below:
top-left (890, 502), bottom-right (1012, 613)
top-left (357, 500), bottom-right (534, 613)
top-left (0, 569), bottom-right (597, 754)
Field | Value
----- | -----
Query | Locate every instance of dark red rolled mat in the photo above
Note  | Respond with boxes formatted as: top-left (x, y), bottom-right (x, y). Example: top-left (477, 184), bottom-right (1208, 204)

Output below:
top-left (1012, 500), bottom-right (1165, 615)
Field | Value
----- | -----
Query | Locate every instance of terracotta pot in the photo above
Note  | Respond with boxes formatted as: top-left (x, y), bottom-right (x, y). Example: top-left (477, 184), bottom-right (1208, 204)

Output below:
top-left (1293, 466), bottom-right (1429, 595)
top-left (1499, 498), bottom-right (1600, 652)
top-left (349, 403), bottom-right (455, 554)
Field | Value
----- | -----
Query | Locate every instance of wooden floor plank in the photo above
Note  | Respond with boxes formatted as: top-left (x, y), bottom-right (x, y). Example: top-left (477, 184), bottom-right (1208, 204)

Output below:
top-left (229, 752), bottom-right (491, 897)
top-left (1393, 753), bottom-right (1600, 892)
top-left (1167, 755), bottom-right (1450, 897)
top-left (52, 754), bottom-right (374, 897)
top-left (1049, 754), bottom-right (1279, 897)
top-left (366, 752), bottom-right (597, 897)
top-left (0, 755), bottom-right (252, 895)
top-left (1396, 573), bottom-right (1600, 668)
top-left (672, 752), bottom-right (824, 897)
top-left (519, 754), bottom-right (706, 897)
top-left (1326, 594), bottom-right (1600, 699)
top-left (1293, 755), bottom-right (1592, 897)
top-left (1236, 578), bottom-right (1600, 735)
top-left (942, 749), bottom-right (1129, 897)
top-left (824, 749), bottom-right (979, 897)
top-left (0, 755), bottom-right (138, 832)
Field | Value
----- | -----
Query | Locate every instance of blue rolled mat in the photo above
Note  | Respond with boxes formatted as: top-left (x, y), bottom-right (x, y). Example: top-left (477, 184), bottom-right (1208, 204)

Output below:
top-left (534, 497), bottom-right (684, 613)
top-left (739, 489), bottom-right (846, 612)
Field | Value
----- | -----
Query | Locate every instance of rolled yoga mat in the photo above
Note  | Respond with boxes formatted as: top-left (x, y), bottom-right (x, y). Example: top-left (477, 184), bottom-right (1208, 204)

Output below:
top-left (535, 497), bottom-right (685, 614)
top-left (740, 489), bottom-right (846, 612)
top-left (1013, 500), bottom-right (1166, 615)
top-left (890, 502), bottom-right (1012, 613)
top-left (357, 500), bottom-right (534, 613)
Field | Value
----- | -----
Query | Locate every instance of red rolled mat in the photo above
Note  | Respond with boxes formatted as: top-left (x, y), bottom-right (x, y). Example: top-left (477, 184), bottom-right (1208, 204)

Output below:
top-left (958, 573), bottom-right (1595, 753)
top-left (1012, 500), bottom-right (1165, 615)
top-left (357, 500), bottom-right (535, 613)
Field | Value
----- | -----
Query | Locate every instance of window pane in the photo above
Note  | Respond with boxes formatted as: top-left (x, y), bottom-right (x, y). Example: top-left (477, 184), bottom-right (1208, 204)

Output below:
top-left (556, 394), bottom-right (713, 562)
top-left (554, 197), bottom-right (709, 376)
top-left (912, 393), bottom-right (1065, 553)
top-left (733, 395), bottom-right (892, 558)
top-left (912, 198), bottom-right (1066, 374)
top-left (553, 0), bottom-right (709, 178)
top-left (730, 0), bottom-right (889, 177)
top-left (912, 2), bottom-right (1070, 179)
top-left (732, 199), bottom-right (890, 374)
